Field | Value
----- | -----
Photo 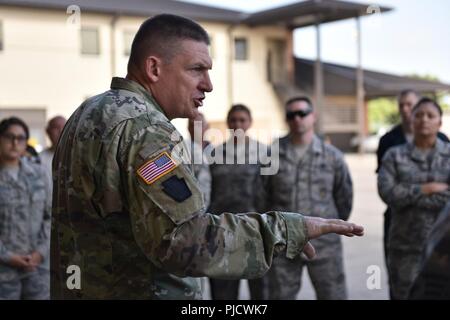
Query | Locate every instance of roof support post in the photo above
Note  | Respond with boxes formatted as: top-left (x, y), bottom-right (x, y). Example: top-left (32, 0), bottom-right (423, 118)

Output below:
top-left (110, 14), bottom-right (119, 78)
top-left (356, 16), bottom-right (365, 153)
top-left (314, 19), bottom-right (324, 134)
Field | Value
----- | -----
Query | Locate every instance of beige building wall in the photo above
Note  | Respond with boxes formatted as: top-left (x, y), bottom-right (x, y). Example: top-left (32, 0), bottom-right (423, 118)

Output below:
top-left (0, 7), bottom-right (112, 120)
top-left (230, 25), bottom-right (289, 143)
top-left (0, 6), bottom-right (289, 148)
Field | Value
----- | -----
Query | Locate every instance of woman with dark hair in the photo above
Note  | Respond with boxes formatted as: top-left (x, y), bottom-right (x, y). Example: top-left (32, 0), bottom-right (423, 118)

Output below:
top-left (208, 104), bottom-right (268, 300)
top-left (378, 98), bottom-right (450, 299)
top-left (0, 117), bottom-right (51, 299)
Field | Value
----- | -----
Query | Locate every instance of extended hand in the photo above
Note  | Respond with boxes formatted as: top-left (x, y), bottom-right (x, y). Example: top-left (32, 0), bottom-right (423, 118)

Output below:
top-left (302, 217), bottom-right (364, 259)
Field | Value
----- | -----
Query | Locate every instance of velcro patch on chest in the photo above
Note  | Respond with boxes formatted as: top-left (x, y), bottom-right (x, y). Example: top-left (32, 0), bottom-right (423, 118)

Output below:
top-left (137, 151), bottom-right (178, 185)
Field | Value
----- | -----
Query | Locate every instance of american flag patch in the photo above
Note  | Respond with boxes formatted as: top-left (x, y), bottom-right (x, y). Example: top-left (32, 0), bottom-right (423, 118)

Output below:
top-left (137, 151), bottom-right (177, 185)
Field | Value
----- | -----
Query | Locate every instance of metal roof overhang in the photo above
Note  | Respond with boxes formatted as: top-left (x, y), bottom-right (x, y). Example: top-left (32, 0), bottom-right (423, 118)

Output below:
top-left (244, 0), bottom-right (392, 28)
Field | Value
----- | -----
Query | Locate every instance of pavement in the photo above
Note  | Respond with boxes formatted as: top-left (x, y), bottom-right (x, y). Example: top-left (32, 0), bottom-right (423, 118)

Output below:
top-left (203, 153), bottom-right (390, 300)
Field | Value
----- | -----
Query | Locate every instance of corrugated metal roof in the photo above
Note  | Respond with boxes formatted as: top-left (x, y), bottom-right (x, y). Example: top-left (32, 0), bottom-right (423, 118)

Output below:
top-left (295, 58), bottom-right (450, 98)
top-left (244, 0), bottom-right (392, 28)
top-left (0, 0), bottom-right (391, 26)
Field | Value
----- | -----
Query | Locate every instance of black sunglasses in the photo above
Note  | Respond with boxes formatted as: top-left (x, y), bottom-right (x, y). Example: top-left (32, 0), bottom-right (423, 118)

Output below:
top-left (286, 109), bottom-right (313, 120)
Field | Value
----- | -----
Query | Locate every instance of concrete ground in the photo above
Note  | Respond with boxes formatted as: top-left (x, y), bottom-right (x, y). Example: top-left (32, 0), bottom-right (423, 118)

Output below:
top-left (203, 153), bottom-right (390, 300)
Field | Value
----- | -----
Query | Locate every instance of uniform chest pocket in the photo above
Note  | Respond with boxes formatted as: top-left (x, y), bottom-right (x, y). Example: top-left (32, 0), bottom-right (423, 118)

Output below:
top-left (31, 188), bottom-right (46, 202)
top-left (310, 163), bottom-right (334, 202)
top-left (311, 181), bottom-right (332, 202)
top-left (272, 163), bottom-right (296, 187)
top-left (397, 162), bottom-right (424, 183)
top-left (0, 186), bottom-right (16, 206)
top-left (30, 189), bottom-right (47, 235)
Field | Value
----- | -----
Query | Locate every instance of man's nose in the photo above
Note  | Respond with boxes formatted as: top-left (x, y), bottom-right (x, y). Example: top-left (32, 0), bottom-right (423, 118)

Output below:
top-left (201, 73), bottom-right (213, 92)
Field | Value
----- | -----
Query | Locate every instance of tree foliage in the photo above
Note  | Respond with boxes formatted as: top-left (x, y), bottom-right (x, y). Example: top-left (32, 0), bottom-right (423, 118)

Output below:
top-left (367, 73), bottom-right (450, 133)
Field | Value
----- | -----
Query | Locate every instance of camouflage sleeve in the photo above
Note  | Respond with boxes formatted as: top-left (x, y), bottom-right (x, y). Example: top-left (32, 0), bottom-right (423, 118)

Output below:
top-left (416, 191), bottom-right (450, 211)
top-left (333, 154), bottom-right (353, 221)
top-left (120, 118), bottom-right (308, 279)
top-left (254, 173), bottom-right (270, 213)
top-left (377, 149), bottom-right (422, 209)
top-left (377, 149), bottom-right (450, 210)
top-left (0, 239), bottom-right (12, 263)
top-left (190, 141), bottom-right (211, 208)
top-left (193, 161), bottom-right (211, 209)
top-left (254, 145), bottom-right (273, 213)
top-left (35, 169), bottom-right (52, 259)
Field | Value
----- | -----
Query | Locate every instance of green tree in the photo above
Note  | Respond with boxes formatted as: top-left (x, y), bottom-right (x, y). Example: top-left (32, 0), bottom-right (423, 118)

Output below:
top-left (367, 73), bottom-right (450, 133)
top-left (409, 74), bottom-right (450, 111)
top-left (368, 98), bottom-right (399, 133)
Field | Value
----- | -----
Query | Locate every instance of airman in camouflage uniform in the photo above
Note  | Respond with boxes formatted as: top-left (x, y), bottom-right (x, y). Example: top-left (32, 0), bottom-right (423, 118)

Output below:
top-left (409, 202), bottom-right (450, 299)
top-left (262, 97), bottom-right (353, 300)
top-left (186, 140), bottom-right (211, 209)
top-left (0, 118), bottom-right (51, 300)
top-left (50, 14), bottom-right (364, 300)
top-left (378, 139), bottom-right (450, 299)
top-left (378, 97), bottom-right (450, 299)
top-left (208, 104), bottom-right (269, 300)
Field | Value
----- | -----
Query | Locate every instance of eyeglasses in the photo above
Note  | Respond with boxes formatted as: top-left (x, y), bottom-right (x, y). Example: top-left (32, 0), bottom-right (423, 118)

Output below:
top-left (0, 133), bottom-right (28, 144)
top-left (286, 109), bottom-right (313, 120)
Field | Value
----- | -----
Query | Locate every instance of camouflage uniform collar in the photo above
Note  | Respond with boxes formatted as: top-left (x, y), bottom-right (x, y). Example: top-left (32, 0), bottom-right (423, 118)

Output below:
top-left (409, 138), bottom-right (447, 162)
top-left (0, 158), bottom-right (35, 189)
top-left (279, 134), bottom-right (322, 155)
top-left (311, 134), bottom-right (323, 154)
top-left (110, 77), bottom-right (166, 116)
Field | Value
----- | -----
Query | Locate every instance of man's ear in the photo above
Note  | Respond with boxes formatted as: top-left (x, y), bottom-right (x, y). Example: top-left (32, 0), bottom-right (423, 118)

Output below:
top-left (145, 56), bottom-right (161, 83)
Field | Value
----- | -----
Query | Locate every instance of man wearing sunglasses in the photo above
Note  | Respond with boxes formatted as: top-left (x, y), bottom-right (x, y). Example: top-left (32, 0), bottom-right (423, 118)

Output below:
top-left (263, 96), bottom-right (354, 300)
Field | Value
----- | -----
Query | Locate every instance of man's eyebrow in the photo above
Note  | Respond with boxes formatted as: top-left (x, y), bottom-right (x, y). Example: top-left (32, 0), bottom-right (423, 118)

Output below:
top-left (189, 60), bottom-right (212, 69)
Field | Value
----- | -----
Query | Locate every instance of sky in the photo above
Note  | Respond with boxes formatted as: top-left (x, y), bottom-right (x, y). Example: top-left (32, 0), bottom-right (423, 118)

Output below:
top-left (182, 0), bottom-right (450, 85)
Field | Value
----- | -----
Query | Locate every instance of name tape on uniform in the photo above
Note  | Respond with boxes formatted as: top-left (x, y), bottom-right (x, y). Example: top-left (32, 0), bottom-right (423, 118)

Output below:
top-left (137, 151), bottom-right (178, 185)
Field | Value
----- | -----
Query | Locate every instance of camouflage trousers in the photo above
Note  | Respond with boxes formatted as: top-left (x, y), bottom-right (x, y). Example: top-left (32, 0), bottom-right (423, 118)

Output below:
top-left (209, 278), bottom-right (266, 300)
top-left (388, 248), bottom-right (423, 300)
top-left (0, 267), bottom-right (50, 300)
top-left (263, 252), bottom-right (347, 300)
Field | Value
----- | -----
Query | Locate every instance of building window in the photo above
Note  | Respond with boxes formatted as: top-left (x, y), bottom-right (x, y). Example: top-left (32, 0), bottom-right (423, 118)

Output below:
top-left (123, 30), bottom-right (135, 56)
top-left (234, 37), bottom-right (248, 60)
top-left (0, 21), bottom-right (3, 51)
top-left (81, 27), bottom-right (100, 55)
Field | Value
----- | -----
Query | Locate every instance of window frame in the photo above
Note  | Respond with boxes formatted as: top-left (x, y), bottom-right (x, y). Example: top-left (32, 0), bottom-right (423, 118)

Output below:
top-left (80, 26), bottom-right (100, 55)
top-left (234, 37), bottom-right (248, 61)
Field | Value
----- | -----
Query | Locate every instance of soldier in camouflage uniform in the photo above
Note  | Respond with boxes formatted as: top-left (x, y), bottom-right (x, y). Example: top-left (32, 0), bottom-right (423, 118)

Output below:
top-left (50, 14), bottom-right (364, 300)
top-left (208, 104), bottom-right (268, 300)
top-left (187, 113), bottom-right (211, 294)
top-left (0, 117), bottom-right (51, 300)
top-left (263, 97), bottom-right (353, 300)
top-left (187, 113), bottom-right (211, 208)
top-left (409, 202), bottom-right (450, 299)
top-left (378, 97), bottom-right (450, 300)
